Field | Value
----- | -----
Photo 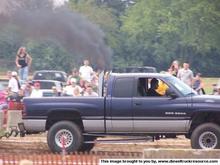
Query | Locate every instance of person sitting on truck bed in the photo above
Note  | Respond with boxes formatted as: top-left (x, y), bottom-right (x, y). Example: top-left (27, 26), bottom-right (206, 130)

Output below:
top-left (147, 78), bottom-right (162, 97)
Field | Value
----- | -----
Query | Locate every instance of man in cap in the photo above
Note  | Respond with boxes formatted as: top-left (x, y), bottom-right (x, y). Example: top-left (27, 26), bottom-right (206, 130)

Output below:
top-left (8, 71), bottom-right (20, 98)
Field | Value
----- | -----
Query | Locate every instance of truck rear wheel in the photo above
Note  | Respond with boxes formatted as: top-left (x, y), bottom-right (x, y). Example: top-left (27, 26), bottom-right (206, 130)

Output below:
top-left (47, 121), bottom-right (83, 153)
top-left (191, 123), bottom-right (220, 149)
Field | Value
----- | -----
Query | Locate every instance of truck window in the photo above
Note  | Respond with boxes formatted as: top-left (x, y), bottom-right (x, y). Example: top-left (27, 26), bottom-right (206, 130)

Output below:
top-left (137, 77), bottom-right (169, 97)
top-left (112, 77), bottom-right (134, 97)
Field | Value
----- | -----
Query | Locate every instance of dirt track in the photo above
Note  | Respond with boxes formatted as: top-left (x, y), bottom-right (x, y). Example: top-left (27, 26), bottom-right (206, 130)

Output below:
top-left (0, 134), bottom-right (191, 154)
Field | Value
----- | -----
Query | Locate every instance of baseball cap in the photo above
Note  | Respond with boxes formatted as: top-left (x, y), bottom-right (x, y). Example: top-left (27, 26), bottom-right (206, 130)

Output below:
top-left (12, 71), bottom-right (18, 76)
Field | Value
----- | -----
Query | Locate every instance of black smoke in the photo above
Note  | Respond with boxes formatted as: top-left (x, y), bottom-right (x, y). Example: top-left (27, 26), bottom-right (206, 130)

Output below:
top-left (0, 0), bottom-right (112, 69)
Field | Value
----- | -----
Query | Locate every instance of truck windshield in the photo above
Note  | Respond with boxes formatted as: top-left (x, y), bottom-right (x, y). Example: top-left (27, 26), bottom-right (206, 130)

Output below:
top-left (165, 76), bottom-right (197, 96)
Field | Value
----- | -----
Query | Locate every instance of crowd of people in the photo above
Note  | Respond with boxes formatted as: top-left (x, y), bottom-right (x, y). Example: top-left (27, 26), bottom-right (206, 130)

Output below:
top-left (1, 46), bottom-right (220, 111)
top-left (63, 60), bottom-right (99, 97)
top-left (6, 59), bottom-right (99, 100)
top-left (168, 60), bottom-right (206, 95)
top-left (0, 46), bottom-right (101, 110)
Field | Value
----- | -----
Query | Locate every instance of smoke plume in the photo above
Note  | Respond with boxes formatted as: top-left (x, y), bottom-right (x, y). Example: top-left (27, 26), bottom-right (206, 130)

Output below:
top-left (0, 0), bottom-right (112, 69)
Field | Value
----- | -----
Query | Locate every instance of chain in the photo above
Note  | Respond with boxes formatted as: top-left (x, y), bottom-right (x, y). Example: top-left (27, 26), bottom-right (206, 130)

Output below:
top-left (0, 126), bottom-right (25, 140)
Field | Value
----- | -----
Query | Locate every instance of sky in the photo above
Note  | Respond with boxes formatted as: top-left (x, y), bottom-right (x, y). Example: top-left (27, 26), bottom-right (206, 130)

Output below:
top-left (52, 0), bottom-right (69, 7)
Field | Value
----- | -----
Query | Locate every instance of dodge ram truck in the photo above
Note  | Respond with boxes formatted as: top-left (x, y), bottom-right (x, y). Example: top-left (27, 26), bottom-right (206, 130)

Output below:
top-left (22, 72), bottom-right (220, 153)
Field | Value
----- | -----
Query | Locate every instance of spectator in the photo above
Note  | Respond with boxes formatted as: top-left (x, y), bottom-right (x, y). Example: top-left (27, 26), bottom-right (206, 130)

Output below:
top-left (84, 80), bottom-right (92, 90)
top-left (7, 71), bottom-right (20, 100)
top-left (17, 87), bottom-right (25, 102)
top-left (22, 81), bottom-right (33, 97)
top-left (213, 79), bottom-right (220, 95)
top-left (67, 68), bottom-right (80, 85)
top-left (177, 63), bottom-right (194, 87)
top-left (215, 86), bottom-right (220, 95)
top-left (91, 74), bottom-right (99, 92)
top-left (193, 73), bottom-right (205, 95)
top-left (217, 86), bottom-right (220, 95)
top-left (30, 82), bottom-right (43, 98)
top-left (63, 78), bottom-right (82, 96)
top-left (169, 60), bottom-right (180, 77)
top-left (15, 47), bottom-right (32, 83)
top-left (79, 60), bottom-right (94, 82)
top-left (73, 86), bottom-right (82, 97)
top-left (52, 86), bottom-right (61, 97)
top-left (79, 79), bottom-right (86, 94)
top-left (6, 71), bottom-right (12, 80)
top-left (83, 85), bottom-right (98, 97)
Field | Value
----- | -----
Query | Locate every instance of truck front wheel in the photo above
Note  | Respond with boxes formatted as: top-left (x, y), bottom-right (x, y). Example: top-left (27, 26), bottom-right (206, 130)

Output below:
top-left (191, 123), bottom-right (220, 149)
top-left (47, 121), bottom-right (83, 153)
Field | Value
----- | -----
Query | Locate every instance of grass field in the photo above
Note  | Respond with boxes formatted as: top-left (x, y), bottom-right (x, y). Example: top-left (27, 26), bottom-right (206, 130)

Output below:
top-left (203, 77), bottom-right (219, 94)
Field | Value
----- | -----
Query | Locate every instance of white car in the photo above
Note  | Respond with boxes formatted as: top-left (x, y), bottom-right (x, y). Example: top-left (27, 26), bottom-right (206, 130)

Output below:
top-left (32, 70), bottom-right (67, 85)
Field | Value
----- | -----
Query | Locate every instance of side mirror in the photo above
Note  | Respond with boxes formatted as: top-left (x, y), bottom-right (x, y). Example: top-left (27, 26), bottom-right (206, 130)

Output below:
top-left (166, 89), bottom-right (178, 99)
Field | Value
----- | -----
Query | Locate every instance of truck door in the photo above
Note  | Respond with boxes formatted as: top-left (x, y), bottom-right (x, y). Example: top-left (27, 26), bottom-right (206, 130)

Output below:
top-left (133, 77), bottom-right (190, 133)
top-left (106, 77), bottom-right (134, 132)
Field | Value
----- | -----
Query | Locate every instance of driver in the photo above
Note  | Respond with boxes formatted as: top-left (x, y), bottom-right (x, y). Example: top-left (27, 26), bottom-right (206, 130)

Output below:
top-left (147, 78), bottom-right (162, 97)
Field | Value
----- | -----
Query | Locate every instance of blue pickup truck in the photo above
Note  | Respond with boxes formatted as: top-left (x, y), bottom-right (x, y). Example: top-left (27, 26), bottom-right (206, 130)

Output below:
top-left (22, 72), bottom-right (220, 152)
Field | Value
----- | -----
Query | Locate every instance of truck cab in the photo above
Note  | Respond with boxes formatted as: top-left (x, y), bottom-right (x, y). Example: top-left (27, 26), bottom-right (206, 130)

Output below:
top-left (105, 73), bottom-right (193, 133)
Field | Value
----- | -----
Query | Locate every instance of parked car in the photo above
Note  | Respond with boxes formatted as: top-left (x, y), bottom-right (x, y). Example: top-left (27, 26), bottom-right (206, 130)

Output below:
top-left (31, 80), bottom-right (62, 97)
top-left (32, 70), bottom-right (67, 85)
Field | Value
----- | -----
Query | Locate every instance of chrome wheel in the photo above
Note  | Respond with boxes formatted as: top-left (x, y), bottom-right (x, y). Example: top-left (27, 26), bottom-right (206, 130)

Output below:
top-left (55, 129), bottom-right (74, 148)
top-left (199, 131), bottom-right (218, 149)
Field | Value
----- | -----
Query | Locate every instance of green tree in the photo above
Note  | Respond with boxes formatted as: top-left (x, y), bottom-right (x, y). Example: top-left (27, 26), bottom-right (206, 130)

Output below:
top-left (120, 0), bottom-right (220, 75)
top-left (26, 39), bottom-right (74, 72)
top-left (0, 25), bottom-right (25, 71)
